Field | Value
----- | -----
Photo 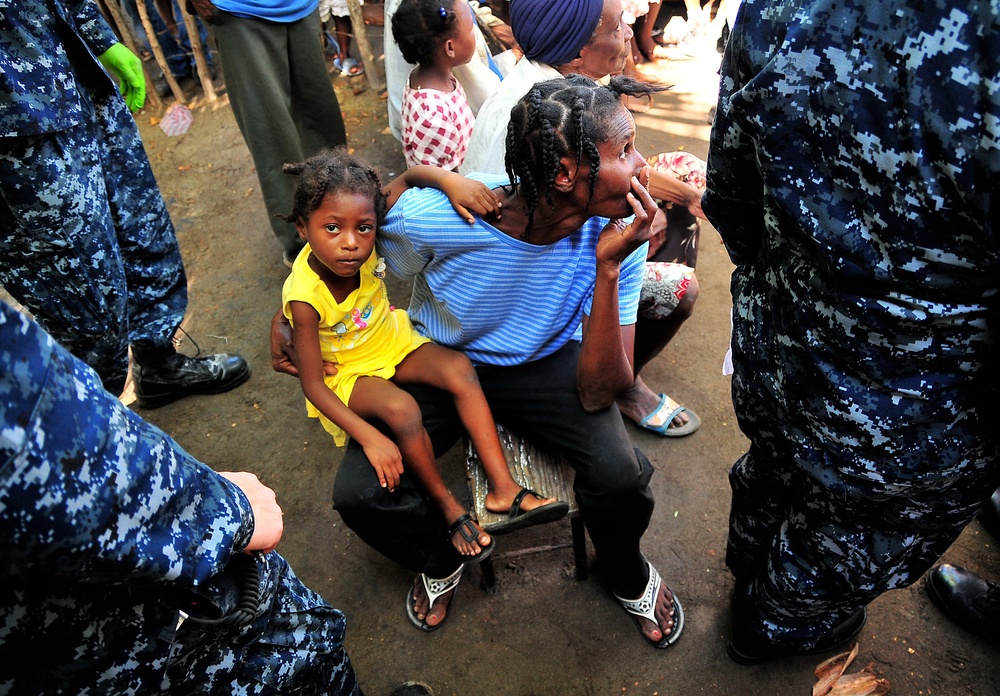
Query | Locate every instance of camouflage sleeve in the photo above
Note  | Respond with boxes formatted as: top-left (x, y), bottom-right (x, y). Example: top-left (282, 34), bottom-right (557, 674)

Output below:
top-left (702, 3), bottom-right (768, 266)
top-left (69, 0), bottom-right (119, 56)
top-left (0, 302), bottom-right (254, 588)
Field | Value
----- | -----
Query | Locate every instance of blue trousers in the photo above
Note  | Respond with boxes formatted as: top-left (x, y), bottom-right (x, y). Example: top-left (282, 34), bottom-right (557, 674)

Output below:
top-left (0, 59), bottom-right (187, 393)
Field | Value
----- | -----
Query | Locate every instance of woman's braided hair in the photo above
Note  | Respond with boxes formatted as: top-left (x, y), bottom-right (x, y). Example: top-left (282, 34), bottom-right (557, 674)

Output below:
top-left (504, 74), bottom-right (665, 238)
top-left (392, 0), bottom-right (460, 65)
top-left (280, 148), bottom-right (387, 226)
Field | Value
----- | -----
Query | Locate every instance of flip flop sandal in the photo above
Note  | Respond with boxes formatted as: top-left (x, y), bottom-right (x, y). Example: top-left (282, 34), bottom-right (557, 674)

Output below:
top-left (342, 57), bottom-right (365, 77)
top-left (484, 489), bottom-right (570, 535)
top-left (405, 566), bottom-right (463, 632)
top-left (448, 512), bottom-right (495, 564)
top-left (615, 558), bottom-right (685, 649)
top-left (638, 393), bottom-right (702, 438)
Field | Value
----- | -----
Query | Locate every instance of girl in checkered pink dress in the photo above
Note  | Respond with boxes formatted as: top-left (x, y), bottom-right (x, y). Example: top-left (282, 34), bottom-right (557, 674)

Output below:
top-left (392, 0), bottom-right (479, 171)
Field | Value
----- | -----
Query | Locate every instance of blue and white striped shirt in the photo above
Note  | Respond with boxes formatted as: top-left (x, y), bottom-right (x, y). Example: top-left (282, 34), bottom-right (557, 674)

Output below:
top-left (379, 175), bottom-right (647, 366)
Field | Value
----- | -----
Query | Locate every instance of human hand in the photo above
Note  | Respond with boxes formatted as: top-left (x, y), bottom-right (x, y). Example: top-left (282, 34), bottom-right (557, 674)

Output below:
top-left (97, 43), bottom-right (146, 111)
top-left (441, 175), bottom-right (502, 223)
top-left (685, 184), bottom-right (706, 220)
top-left (598, 166), bottom-right (657, 265)
top-left (271, 310), bottom-right (337, 377)
top-left (218, 471), bottom-right (283, 554)
top-left (362, 434), bottom-right (405, 492)
top-left (186, 0), bottom-right (219, 23)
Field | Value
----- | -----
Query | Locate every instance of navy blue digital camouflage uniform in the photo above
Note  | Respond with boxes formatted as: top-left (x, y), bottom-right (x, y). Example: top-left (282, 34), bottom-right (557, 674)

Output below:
top-left (0, 0), bottom-right (188, 394)
top-left (0, 300), bottom-right (361, 694)
top-left (703, 0), bottom-right (1000, 649)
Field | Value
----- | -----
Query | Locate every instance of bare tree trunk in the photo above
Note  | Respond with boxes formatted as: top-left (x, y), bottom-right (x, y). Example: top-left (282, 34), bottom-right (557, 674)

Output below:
top-left (100, 0), bottom-right (163, 111)
top-left (180, 11), bottom-right (217, 101)
top-left (346, 0), bottom-right (385, 91)
top-left (135, 0), bottom-right (186, 103)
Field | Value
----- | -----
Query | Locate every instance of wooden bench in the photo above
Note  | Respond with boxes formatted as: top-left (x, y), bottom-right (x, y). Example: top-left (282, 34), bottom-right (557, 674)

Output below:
top-left (465, 425), bottom-right (588, 590)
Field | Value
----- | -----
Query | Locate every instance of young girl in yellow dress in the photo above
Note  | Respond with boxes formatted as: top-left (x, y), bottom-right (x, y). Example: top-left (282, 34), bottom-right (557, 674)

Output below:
top-left (281, 149), bottom-right (568, 562)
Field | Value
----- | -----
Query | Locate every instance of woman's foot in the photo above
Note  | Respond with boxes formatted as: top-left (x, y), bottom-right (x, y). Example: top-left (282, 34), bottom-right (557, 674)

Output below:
top-left (407, 567), bottom-right (463, 631)
top-left (615, 561), bottom-right (685, 648)
top-left (411, 581), bottom-right (452, 628)
top-left (617, 377), bottom-right (692, 430)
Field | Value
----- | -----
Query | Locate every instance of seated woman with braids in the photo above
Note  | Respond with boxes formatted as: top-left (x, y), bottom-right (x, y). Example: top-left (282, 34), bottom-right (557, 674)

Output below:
top-left (274, 74), bottom-right (684, 647)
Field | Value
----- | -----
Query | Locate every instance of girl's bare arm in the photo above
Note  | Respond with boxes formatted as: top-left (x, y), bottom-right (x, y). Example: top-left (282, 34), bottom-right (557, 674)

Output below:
top-left (384, 165), bottom-right (501, 222)
top-left (288, 302), bottom-right (404, 489)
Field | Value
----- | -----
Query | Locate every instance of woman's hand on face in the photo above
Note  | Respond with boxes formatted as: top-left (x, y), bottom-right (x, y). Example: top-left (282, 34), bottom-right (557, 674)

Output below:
top-left (441, 176), bottom-right (502, 223)
top-left (597, 166), bottom-right (658, 265)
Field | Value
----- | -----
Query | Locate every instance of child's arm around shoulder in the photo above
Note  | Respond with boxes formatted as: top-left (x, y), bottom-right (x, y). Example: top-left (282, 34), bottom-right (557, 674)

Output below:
top-left (287, 300), bottom-right (404, 491)
top-left (384, 165), bottom-right (502, 224)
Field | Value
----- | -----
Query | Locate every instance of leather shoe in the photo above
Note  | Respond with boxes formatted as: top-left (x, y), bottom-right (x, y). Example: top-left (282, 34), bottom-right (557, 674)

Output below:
top-left (133, 351), bottom-right (250, 409)
top-left (978, 486), bottom-right (1000, 541)
top-left (926, 563), bottom-right (1000, 642)
top-left (727, 608), bottom-right (867, 665)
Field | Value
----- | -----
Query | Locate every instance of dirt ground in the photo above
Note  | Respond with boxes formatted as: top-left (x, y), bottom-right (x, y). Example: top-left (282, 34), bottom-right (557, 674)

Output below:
top-left (129, 43), bottom-right (999, 696)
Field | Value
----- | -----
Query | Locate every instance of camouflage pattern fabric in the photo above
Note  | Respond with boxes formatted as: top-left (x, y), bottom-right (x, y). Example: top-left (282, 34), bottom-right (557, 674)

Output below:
top-left (0, 0), bottom-right (187, 393)
top-left (703, 0), bottom-right (1000, 648)
top-left (0, 301), bottom-right (360, 695)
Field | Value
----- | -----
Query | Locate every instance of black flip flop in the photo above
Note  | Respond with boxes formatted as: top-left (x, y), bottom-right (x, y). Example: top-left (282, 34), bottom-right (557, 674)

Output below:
top-left (484, 488), bottom-right (570, 535)
top-left (448, 513), bottom-right (495, 565)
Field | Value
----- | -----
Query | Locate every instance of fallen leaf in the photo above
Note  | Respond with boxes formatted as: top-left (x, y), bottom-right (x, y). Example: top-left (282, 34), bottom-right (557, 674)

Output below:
top-left (814, 643), bottom-right (859, 696)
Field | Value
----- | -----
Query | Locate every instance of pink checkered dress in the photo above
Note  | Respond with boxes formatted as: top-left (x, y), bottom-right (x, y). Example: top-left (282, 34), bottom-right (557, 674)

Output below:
top-left (401, 75), bottom-right (475, 171)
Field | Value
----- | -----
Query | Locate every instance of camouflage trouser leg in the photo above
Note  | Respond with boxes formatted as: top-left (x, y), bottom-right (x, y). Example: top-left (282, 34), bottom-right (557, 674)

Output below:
top-left (163, 552), bottom-right (362, 695)
top-left (0, 76), bottom-right (186, 393)
top-left (726, 442), bottom-right (998, 649)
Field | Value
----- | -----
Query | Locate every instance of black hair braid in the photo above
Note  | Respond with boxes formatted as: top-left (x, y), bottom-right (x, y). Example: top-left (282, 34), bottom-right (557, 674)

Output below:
top-left (539, 113), bottom-right (560, 207)
top-left (392, 0), bottom-right (459, 66)
top-left (569, 97), bottom-right (601, 203)
top-left (279, 148), bottom-right (386, 226)
top-left (505, 75), bottom-right (667, 238)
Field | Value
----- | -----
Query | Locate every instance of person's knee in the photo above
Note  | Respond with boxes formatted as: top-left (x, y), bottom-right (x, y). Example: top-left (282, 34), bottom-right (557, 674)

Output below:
top-left (379, 391), bottom-right (425, 442)
top-left (438, 352), bottom-right (482, 398)
top-left (576, 443), bottom-right (653, 500)
top-left (675, 273), bottom-right (700, 319)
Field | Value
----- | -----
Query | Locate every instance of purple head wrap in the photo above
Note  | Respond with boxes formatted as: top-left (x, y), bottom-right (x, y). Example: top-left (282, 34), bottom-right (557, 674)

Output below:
top-left (509, 0), bottom-right (605, 67)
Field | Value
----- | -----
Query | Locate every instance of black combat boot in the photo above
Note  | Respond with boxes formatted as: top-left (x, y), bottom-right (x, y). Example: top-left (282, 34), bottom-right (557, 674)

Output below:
top-left (132, 343), bottom-right (250, 409)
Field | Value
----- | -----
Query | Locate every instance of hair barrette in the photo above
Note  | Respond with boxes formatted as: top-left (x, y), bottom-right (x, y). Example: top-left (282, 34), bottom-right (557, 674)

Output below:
top-left (439, 6), bottom-right (447, 17)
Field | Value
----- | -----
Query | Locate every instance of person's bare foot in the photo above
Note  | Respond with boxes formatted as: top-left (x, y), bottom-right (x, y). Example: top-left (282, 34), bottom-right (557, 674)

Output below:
top-left (616, 377), bottom-right (691, 430)
top-left (411, 576), bottom-right (458, 629)
top-left (447, 513), bottom-right (492, 558)
top-left (636, 580), bottom-right (678, 644)
top-left (616, 562), bottom-right (685, 647)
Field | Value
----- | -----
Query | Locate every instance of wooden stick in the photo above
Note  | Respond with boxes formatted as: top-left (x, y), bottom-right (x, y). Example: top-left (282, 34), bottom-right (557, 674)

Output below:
top-left (179, 11), bottom-right (217, 101)
top-left (345, 0), bottom-right (385, 90)
top-left (135, 0), bottom-right (186, 103)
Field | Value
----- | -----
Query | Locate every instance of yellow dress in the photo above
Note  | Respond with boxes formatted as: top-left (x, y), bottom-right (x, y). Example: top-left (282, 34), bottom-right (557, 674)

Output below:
top-left (281, 246), bottom-right (430, 446)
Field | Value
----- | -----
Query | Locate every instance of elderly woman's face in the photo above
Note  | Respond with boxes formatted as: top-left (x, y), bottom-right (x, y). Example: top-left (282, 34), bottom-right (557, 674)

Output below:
top-left (578, 0), bottom-right (632, 78)
top-left (585, 105), bottom-right (647, 218)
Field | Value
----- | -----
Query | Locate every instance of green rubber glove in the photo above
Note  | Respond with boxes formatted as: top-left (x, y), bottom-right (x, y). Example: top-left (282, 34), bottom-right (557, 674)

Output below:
top-left (97, 43), bottom-right (146, 111)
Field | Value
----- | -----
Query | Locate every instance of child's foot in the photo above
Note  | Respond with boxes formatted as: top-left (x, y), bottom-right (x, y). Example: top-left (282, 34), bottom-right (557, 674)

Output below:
top-left (447, 513), bottom-right (494, 562)
top-left (483, 488), bottom-right (570, 535)
top-left (485, 488), bottom-right (558, 516)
